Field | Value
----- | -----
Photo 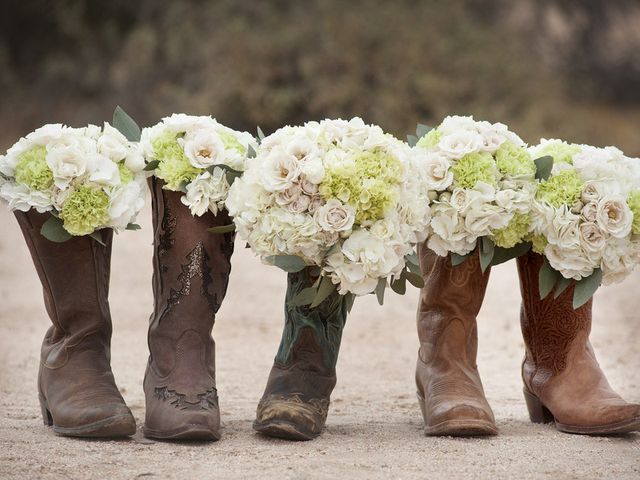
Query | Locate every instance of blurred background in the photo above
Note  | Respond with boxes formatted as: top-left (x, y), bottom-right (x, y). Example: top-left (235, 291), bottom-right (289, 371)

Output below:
top-left (1, 0), bottom-right (639, 152)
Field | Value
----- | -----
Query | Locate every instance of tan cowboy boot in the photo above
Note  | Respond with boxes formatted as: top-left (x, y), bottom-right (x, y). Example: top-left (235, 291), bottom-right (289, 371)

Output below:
top-left (15, 210), bottom-right (136, 438)
top-left (415, 245), bottom-right (497, 436)
top-left (517, 251), bottom-right (640, 434)
top-left (254, 268), bottom-right (347, 441)
top-left (143, 178), bottom-right (235, 440)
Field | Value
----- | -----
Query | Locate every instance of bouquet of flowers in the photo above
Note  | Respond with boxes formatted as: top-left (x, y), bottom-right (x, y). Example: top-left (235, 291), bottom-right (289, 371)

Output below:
top-left (528, 139), bottom-right (640, 307)
top-left (410, 115), bottom-right (539, 270)
top-left (0, 113), bottom-right (146, 241)
top-left (140, 114), bottom-right (257, 216)
top-left (226, 117), bottom-right (432, 306)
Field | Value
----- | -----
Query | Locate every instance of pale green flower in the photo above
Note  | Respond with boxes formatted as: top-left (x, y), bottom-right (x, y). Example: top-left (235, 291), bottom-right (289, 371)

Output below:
top-left (416, 128), bottom-right (442, 149)
top-left (219, 130), bottom-right (246, 154)
top-left (152, 131), bottom-right (200, 190)
top-left (451, 152), bottom-right (497, 189)
top-left (118, 162), bottom-right (134, 185)
top-left (527, 233), bottom-right (548, 254)
top-left (14, 146), bottom-right (54, 191)
top-left (628, 190), bottom-right (640, 235)
top-left (61, 186), bottom-right (110, 236)
top-left (319, 148), bottom-right (402, 224)
top-left (495, 142), bottom-right (535, 177)
top-left (491, 212), bottom-right (531, 248)
top-left (536, 168), bottom-right (584, 207)
top-left (535, 140), bottom-right (581, 165)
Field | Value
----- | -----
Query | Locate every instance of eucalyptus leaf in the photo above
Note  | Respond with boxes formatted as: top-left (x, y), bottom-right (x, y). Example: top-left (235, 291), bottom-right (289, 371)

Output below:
top-left (479, 238), bottom-right (495, 273)
top-left (490, 241), bottom-right (532, 267)
top-left (126, 223), bottom-right (141, 231)
top-left (534, 155), bottom-right (553, 181)
top-left (572, 269), bottom-right (602, 309)
top-left (375, 278), bottom-right (386, 306)
top-left (265, 255), bottom-right (307, 273)
top-left (415, 123), bottom-right (432, 139)
top-left (289, 286), bottom-right (318, 307)
top-left (40, 215), bottom-right (72, 243)
top-left (89, 231), bottom-right (106, 246)
top-left (406, 260), bottom-right (422, 276)
top-left (405, 251), bottom-right (419, 266)
top-left (247, 145), bottom-right (257, 159)
top-left (178, 181), bottom-right (188, 193)
top-left (257, 126), bottom-right (266, 142)
top-left (344, 292), bottom-right (356, 314)
top-left (554, 275), bottom-right (572, 299)
top-left (451, 252), bottom-right (470, 267)
top-left (390, 275), bottom-right (407, 295)
top-left (539, 259), bottom-right (560, 299)
top-left (112, 106), bottom-right (141, 142)
top-left (208, 224), bottom-right (236, 234)
top-left (404, 269), bottom-right (425, 288)
top-left (311, 276), bottom-right (336, 308)
top-left (407, 134), bottom-right (418, 147)
top-left (143, 160), bottom-right (160, 171)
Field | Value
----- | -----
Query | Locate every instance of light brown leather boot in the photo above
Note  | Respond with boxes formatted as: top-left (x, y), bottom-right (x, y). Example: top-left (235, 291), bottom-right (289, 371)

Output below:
top-left (517, 251), bottom-right (640, 435)
top-left (15, 210), bottom-right (136, 438)
top-left (415, 245), bottom-right (497, 436)
top-left (143, 178), bottom-right (235, 440)
top-left (254, 268), bottom-right (347, 441)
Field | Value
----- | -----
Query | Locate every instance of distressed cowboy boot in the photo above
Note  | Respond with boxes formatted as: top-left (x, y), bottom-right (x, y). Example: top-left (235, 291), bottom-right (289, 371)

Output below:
top-left (143, 178), bottom-right (235, 440)
top-left (415, 245), bottom-right (497, 436)
top-left (517, 251), bottom-right (640, 435)
top-left (14, 210), bottom-right (136, 438)
top-left (254, 269), bottom-right (347, 441)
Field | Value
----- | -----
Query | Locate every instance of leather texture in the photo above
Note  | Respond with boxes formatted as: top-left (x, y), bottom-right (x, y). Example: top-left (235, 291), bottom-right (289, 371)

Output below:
top-left (15, 210), bottom-right (135, 438)
top-left (143, 178), bottom-right (235, 440)
top-left (517, 251), bottom-right (640, 434)
top-left (254, 269), bottom-right (346, 441)
top-left (415, 244), bottom-right (497, 436)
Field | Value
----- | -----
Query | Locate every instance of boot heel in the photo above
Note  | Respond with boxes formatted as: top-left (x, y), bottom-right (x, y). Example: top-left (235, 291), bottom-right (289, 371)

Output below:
top-left (39, 394), bottom-right (53, 426)
top-left (523, 388), bottom-right (554, 424)
top-left (416, 391), bottom-right (427, 424)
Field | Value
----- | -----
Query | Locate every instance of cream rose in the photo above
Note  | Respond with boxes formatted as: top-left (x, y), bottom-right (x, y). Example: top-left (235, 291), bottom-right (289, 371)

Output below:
top-left (182, 130), bottom-right (226, 168)
top-left (314, 199), bottom-right (355, 233)
top-left (438, 131), bottom-right (483, 158)
top-left (579, 222), bottom-right (606, 257)
top-left (421, 152), bottom-right (453, 191)
top-left (596, 195), bottom-right (632, 238)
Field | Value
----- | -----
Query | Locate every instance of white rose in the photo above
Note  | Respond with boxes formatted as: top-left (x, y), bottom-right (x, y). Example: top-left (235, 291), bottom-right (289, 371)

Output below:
top-left (581, 182), bottom-right (602, 204)
top-left (98, 123), bottom-right (129, 162)
top-left (182, 130), bottom-right (226, 168)
top-left (581, 201), bottom-right (598, 222)
top-left (107, 180), bottom-right (145, 230)
top-left (289, 194), bottom-right (311, 214)
top-left (307, 195), bottom-right (323, 213)
top-left (479, 129), bottom-right (506, 153)
top-left (579, 222), bottom-right (606, 258)
top-left (596, 195), bottom-right (632, 238)
top-left (420, 152), bottom-right (453, 191)
top-left (438, 131), bottom-right (483, 159)
top-left (544, 243), bottom-right (594, 280)
top-left (299, 156), bottom-right (325, 184)
top-left (46, 144), bottom-right (88, 189)
top-left (181, 169), bottom-right (228, 217)
top-left (86, 153), bottom-right (120, 186)
top-left (546, 206), bottom-right (581, 249)
top-left (261, 149), bottom-right (301, 192)
top-left (314, 199), bottom-right (355, 233)
top-left (275, 184), bottom-right (303, 206)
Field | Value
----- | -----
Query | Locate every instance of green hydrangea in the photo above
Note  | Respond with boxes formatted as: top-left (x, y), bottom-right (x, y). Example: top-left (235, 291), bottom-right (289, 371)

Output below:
top-left (491, 213), bottom-right (531, 248)
top-left (319, 148), bottom-right (402, 224)
top-left (451, 152), bottom-right (497, 189)
top-left (14, 146), bottom-right (54, 191)
top-left (535, 141), bottom-right (581, 165)
top-left (118, 162), bottom-right (134, 185)
top-left (416, 128), bottom-right (442, 149)
top-left (152, 131), bottom-right (200, 190)
top-left (495, 142), bottom-right (535, 177)
top-left (536, 168), bottom-right (584, 207)
top-left (61, 186), bottom-right (110, 236)
top-left (219, 131), bottom-right (246, 154)
top-left (628, 190), bottom-right (640, 235)
top-left (528, 234), bottom-right (548, 254)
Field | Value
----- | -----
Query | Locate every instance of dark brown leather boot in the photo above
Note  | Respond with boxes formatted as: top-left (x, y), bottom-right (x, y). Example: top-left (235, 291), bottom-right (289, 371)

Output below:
top-left (143, 178), bottom-right (235, 441)
top-left (14, 210), bottom-right (136, 438)
top-left (254, 269), bottom-right (347, 441)
top-left (517, 251), bottom-right (640, 435)
top-left (415, 245), bottom-right (497, 436)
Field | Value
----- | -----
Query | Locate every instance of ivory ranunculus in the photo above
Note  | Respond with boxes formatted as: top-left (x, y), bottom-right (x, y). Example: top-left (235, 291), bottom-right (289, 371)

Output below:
top-left (596, 195), bottom-right (632, 238)
top-left (182, 130), bottom-right (227, 168)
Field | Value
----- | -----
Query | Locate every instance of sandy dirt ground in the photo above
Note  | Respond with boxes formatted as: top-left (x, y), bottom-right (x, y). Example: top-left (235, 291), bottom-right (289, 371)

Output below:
top-left (0, 201), bottom-right (639, 480)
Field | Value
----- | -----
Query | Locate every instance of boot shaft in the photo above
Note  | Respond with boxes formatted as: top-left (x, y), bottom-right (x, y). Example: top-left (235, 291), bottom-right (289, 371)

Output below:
top-left (416, 244), bottom-right (489, 363)
top-left (148, 177), bottom-right (235, 376)
top-left (516, 252), bottom-right (592, 378)
top-left (14, 210), bottom-right (113, 366)
top-left (275, 269), bottom-right (348, 373)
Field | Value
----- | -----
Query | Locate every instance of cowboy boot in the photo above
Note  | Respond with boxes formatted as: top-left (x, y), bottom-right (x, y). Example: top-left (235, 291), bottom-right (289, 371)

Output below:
top-left (254, 268), bottom-right (348, 441)
top-left (415, 245), bottom-right (497, 436)
top-left (143, 178), bottom-right (235, 440)
top-left (14, 210), bottom-right (136, 438)
top-left (517, 251), bottom-right (640, 435)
